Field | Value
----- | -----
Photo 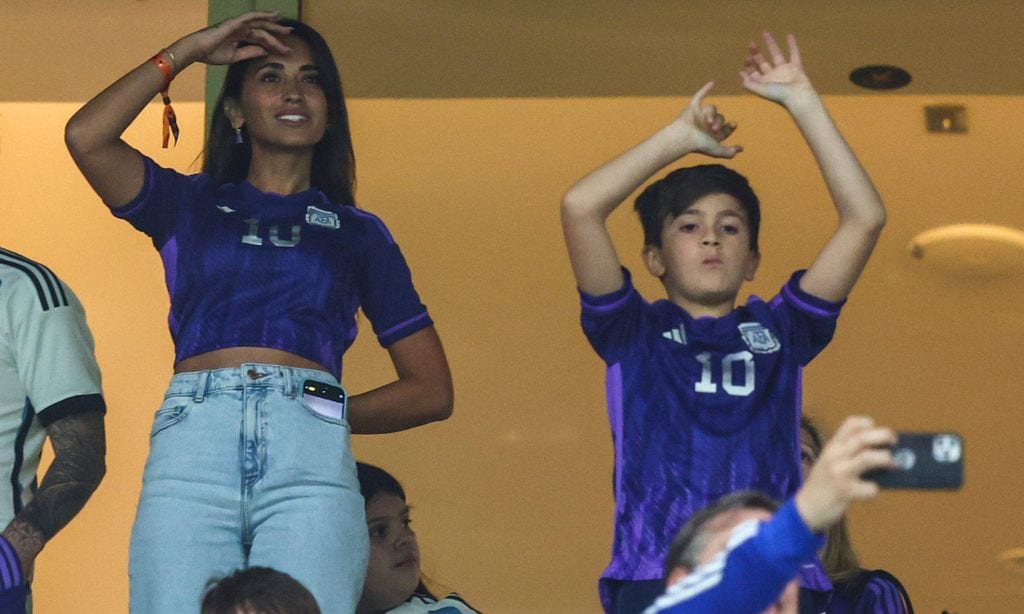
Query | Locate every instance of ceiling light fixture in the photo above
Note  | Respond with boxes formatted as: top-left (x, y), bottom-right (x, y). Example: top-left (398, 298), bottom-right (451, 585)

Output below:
top-left (849, 65), bottom-right (912, 90)
top-left (907, 224), bottom-right (1024, 278)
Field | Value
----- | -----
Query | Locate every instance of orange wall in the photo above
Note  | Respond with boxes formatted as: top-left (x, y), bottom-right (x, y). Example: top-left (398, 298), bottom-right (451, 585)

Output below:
top-left (2, 94), bottom-right (1023, 612)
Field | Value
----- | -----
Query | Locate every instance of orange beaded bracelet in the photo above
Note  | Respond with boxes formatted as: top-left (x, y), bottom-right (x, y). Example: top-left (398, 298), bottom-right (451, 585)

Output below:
top-left (149, 49), bottom-right (180, 148)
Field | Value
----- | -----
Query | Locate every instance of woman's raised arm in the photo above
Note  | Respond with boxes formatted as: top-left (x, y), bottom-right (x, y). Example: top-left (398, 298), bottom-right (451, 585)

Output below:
top-left (65, 11), bottom-right (290, 207)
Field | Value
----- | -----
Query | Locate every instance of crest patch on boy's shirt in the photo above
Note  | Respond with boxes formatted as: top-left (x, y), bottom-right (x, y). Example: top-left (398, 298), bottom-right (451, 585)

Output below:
top-left (305, 206), bottom-right (340, 229)
top-left (737, 322), bottom-right (781, 354)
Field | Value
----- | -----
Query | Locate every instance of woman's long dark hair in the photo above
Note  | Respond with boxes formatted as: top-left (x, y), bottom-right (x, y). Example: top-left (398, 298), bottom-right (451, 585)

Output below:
top-left (203, 18), bottom-right (356, 205)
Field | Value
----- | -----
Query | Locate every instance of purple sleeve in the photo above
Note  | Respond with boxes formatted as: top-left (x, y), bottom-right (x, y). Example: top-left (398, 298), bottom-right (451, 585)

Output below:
top-left (855, 577), bottom-right (910, 614)
top-left (772, 270), bottom-right (845, 365)
top-left (645, 499), bottom-right (824, 614)
top-left (109, 156), bottom-right (208, 248)
top-left (355, 219), bottom-right (433, 348)
top-left (579, 268), bottom-right (647, 364)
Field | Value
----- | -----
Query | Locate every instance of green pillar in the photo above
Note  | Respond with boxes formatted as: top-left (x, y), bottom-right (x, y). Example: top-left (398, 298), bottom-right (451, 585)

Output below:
top-left (205, 0), bottom-right (301, 140)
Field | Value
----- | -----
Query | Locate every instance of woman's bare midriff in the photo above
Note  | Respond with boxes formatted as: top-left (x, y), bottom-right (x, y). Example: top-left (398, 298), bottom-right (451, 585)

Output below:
top-left (174, 347), bottom-right (329, 374)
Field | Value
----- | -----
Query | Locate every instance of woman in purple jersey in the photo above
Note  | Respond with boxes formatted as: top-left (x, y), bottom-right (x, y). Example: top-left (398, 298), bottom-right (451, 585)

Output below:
top-left (66, 12), bottom-right (453, 614)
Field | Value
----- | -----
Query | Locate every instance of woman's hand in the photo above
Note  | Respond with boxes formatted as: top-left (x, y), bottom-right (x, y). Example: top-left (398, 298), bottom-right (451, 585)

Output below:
top-left (176, 11), bottom-right (293, 67)
top-left (669, 81), bottom-right (743, 159)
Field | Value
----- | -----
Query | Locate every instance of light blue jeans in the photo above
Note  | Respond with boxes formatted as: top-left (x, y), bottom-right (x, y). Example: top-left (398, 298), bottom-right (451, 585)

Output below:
top-left (128, 364), bottom-right (367, 614)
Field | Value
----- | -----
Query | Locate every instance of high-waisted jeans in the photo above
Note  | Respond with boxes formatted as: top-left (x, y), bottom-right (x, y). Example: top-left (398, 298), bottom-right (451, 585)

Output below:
top-left (128, 364), bottom-right (367, 614)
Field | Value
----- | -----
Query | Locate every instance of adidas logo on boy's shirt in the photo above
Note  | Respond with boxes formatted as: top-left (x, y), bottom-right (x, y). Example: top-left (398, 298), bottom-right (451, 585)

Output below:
top-left (661, 326), bottom-right (687, 345)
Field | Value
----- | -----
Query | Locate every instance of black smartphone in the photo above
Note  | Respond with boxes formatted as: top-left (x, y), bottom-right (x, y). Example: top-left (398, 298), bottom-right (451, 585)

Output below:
top-left (301, 380), bottom-right (348, 421)
top-left (864, 431), bottom-right (963, 489)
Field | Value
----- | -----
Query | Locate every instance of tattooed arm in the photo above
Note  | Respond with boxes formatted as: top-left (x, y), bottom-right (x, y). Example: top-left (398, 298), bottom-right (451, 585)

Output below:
top-left (1, 411), bottom-right (106, 577)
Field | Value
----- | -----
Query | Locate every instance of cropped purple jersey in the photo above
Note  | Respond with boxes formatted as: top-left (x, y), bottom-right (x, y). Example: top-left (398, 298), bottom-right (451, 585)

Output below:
top-left (580, 268), bottom-right (842, 600)
top-left (112, 157), bottom-right (432, 379)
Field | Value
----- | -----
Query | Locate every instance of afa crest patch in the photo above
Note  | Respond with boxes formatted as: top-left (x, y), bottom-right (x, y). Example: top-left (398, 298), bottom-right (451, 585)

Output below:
top-left (738, 322), bottom-right (781, 354)
top-left (305, 206), bottom-right (340, 229)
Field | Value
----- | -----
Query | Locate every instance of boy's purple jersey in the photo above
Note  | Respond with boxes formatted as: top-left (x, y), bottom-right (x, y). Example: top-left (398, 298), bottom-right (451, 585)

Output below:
top-left (112, 157), bottom-right (432, 379)
top-left (580, 268), bottom-right (842, 595)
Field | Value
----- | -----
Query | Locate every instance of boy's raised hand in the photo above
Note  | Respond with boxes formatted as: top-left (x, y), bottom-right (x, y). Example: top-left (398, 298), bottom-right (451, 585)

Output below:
top-left (740, 32), bottom-right (815, 108)
top-left (673, 81), bottom-right (743, 159)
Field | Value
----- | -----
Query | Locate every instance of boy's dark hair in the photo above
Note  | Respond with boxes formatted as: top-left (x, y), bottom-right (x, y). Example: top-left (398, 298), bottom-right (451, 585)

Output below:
top-left (634, 164), bottom-right (760, 251)
top-left (204, 18), bottom-right (357, 206)
top-left (662, 490), bottom-right (778, 576)
top-left (201, 567), bottom-right (321, 614)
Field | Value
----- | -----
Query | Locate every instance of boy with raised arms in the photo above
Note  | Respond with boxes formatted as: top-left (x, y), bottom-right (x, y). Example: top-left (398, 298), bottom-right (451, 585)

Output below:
top-left (560, 32), bottom-right (885, 612)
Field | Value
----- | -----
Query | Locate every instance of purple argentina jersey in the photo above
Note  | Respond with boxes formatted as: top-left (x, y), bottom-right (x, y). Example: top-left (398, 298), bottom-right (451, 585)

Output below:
top-left (580, 268), bottom-right (842, 593)
top-left (827, 571), bottom-right (911, 613)
top-left (112, 157), bottom-right (432, 379)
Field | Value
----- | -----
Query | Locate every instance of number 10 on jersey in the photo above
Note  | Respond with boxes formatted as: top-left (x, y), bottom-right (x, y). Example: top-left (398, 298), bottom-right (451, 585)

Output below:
top-left (694, 351), bottom-right (755, 397)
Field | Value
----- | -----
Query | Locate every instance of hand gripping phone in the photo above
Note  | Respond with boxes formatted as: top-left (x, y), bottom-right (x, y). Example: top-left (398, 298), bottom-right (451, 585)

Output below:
top-left (864, 431), bottom-right (964, 489)
top-left (301, 380), bottom-right (348, 422)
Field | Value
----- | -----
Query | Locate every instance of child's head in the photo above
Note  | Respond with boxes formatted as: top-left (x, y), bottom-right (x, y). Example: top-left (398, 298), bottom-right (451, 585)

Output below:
top-left (634, 164), bottom-right (760, 252)
top-left (356, 462), bottom-right (423, 614)
top-left (634, 165), bottom-right (761, 310)
top-left (200, 567), bottom-right (321, 614)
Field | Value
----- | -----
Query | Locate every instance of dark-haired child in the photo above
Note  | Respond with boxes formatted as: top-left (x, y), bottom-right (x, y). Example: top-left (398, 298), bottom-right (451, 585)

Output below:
top-left (355, 462), bottom-right (480, 614)
top-left (560, 32), bottom-right (885, 613)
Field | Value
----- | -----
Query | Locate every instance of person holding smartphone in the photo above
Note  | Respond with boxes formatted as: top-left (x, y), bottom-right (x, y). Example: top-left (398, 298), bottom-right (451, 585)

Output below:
top-left (65, 12), bottom-right (453, 614)
top-left (646, 416), bottom-right (897, 614)
top-left (801, 418), bottom-right (914, 613)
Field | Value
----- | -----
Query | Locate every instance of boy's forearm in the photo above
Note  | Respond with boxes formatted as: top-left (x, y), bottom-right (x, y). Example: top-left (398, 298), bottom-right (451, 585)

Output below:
top-left (561, 123), bottom-right (694, 296)
top-left (562, 122), bottom-right (695, 222)
top-left (786, 90), bottom-right (886, 230)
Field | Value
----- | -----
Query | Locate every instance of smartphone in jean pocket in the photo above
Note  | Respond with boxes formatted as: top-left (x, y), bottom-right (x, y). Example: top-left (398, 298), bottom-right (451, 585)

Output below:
top-left (863, 431), bottom-right (964, 489)
top-left (302, 380), bottom-right (348, 422)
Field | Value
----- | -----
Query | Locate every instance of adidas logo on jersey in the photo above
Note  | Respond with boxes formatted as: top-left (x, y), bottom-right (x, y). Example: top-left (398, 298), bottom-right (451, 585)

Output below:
top-left (662, 326), bottom-right (687, 345)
